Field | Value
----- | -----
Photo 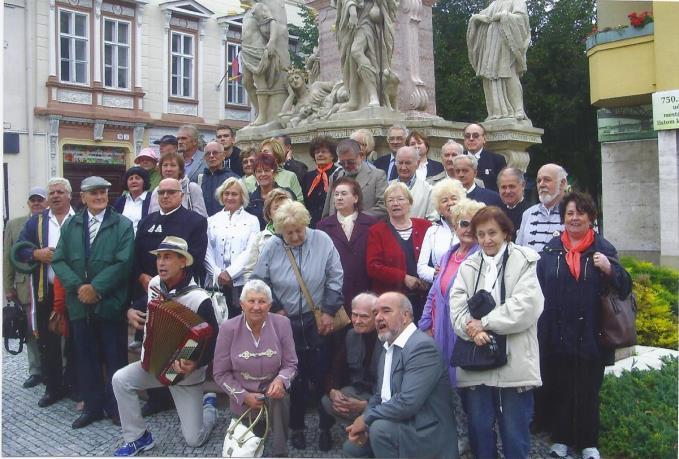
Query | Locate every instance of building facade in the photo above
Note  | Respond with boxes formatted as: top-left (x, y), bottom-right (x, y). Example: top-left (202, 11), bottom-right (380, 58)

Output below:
top-left (3, 0), bottom-right (302, 218)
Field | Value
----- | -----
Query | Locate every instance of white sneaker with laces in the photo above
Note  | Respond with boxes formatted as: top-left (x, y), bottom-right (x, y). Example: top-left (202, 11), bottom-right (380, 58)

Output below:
top-left (582, 447), bottom-right (600, 459)
top-left (549, 443), bottom-right (568, 458)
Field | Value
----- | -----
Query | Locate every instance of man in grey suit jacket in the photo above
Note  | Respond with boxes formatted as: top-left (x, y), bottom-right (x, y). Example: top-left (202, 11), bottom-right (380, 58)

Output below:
top-left (344, 292), bottom-right (459, 459)
top-left (322, 139), bottom-right (388, 220)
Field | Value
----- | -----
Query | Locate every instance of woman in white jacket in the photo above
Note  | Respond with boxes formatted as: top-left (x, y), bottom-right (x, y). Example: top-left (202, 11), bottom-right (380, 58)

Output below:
top-left (450, 205), bottom-right (544, 459)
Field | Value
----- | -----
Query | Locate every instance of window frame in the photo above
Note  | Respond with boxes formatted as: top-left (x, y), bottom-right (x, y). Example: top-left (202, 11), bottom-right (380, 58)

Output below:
top-left (102, 16), bottom-right (132, 91)
top-left (226, 42), bottom-right (248, 107)
top-left (58, 8), bottom-right (90, 86)
top-left (169, 29), bottom-right (196, 99)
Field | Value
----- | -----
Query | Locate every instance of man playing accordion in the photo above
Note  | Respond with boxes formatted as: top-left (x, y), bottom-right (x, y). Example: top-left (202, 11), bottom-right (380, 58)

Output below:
top-left (112, 236), bottom-right (219, 456)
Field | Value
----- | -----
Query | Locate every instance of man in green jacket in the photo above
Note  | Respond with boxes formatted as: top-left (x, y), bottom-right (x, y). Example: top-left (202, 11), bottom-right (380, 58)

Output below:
top-left (52, 176), bottom-right (135, 429)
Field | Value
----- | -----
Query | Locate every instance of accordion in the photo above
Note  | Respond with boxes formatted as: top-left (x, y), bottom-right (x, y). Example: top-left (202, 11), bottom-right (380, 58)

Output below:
top-left (141, 299), bottom-right (213, 385)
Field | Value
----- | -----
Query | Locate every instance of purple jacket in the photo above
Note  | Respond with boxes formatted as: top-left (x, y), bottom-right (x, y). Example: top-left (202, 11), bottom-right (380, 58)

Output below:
top-left (316, 212), bottom-right (378, 313)
top-left (418, 243), bottom-right (479, 386)
top-left (213, 313), bottom-right (298, 415)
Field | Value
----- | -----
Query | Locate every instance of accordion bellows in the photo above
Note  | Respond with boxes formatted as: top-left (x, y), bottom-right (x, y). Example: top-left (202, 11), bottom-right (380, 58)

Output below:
top-left (141, 300), bottom-right (213, 385)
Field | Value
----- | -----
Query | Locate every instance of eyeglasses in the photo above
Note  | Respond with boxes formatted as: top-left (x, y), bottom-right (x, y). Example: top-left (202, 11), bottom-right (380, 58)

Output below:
top-left (458, 220), bottom-right (471, 228)
top-left (205, 150), bottom-right (222, 157)
top-left (386, 197), bottom-right (408, 205)
top-left (157, 189), bottom-right (181, 196)
top-left (463, 132), bottom-right (482, 140)
top-left (339, 159), bottom-right (357, 167)
top-left (387, 136), bottom-right (404, 142)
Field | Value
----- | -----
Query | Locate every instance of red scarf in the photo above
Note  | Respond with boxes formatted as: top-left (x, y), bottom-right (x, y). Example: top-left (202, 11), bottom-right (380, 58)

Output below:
top-left (561, 228), bottom-right (595, 280)
top-left (307, 163), bottom-right (333, 197)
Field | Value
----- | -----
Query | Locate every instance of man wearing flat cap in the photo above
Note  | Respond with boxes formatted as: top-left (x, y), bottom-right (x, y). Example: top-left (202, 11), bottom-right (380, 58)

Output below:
top-left (16, 178), bottom-right (75, 406)
top-left (52, 176), bottom-right (135, 429)
top-left (4, 186), bottom-right (48, 389)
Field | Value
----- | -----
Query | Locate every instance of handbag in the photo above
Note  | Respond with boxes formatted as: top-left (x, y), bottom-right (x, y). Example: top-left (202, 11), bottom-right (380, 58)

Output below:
top-left (284, 247), bottom-right (351, 332)
top-left (210, 291), bottom-right (229, 326)
top-left (222, 405), bottom-right (269, 458)
top-left (48, 311), bottom-right (68, 337)
top-left (450, 250), bottom-right (509, 371)
top-left (599, 257), bottom-right (637, 349)
top-left (3, 300), bottom-right (27, 355)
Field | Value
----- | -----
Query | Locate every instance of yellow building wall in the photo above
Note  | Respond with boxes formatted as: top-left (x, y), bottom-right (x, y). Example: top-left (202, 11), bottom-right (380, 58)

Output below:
top-left (653, 1), bottom-right (679, 92)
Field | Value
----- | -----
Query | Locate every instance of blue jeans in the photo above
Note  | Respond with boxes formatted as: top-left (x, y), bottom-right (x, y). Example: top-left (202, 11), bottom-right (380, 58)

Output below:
top-left (459, 385), bottom-right (534, 459)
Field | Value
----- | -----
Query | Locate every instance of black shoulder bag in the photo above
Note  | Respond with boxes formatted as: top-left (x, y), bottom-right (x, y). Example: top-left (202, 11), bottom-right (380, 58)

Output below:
top-left (3, 300), bottom-right (27, 355)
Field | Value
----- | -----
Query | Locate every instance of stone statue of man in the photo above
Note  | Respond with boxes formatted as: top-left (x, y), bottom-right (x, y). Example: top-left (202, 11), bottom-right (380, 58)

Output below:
top-left (331, 0), bottom-right (399, 112)
top-left (467, 0), bottom-right (531, 121)
top-left (240, 0), bottom-right (290, 127)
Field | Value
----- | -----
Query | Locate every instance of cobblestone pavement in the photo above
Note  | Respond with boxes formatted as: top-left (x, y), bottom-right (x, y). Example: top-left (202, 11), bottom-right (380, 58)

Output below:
top-left (2, 348), bottom-right (557, 458)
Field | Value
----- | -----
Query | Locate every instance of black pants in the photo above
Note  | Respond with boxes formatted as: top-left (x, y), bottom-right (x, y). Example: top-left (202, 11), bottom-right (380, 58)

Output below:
top-left (539, 356), bottom-right (605, 449)
top-left (35, 287), bottom-right (64, 396)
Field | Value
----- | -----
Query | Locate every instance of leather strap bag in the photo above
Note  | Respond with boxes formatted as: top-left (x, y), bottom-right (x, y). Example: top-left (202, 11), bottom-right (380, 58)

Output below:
top-left (285, 247), bottom-right (351, 332)
top-left (599, 257), bottom-right (637, 349)
top-left (222, 405), bottom-right (269, 458)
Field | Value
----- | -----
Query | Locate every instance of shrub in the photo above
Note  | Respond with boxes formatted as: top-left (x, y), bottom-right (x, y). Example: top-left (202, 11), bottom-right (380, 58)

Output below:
top-left (620, 257), bottom-right (678, 349)
top-left (599, 356), bottom-right (678, 459)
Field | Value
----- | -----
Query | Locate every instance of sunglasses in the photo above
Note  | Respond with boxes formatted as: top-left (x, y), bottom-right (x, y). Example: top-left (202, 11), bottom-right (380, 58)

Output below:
top-left (458, 220), bottom-right (471, 228)
top-left (463, 132), bottom-right (482, 140)
top-left (158, 189), bottom-right (181, 196)
top-left (205, 150), bottom-right (222, 157)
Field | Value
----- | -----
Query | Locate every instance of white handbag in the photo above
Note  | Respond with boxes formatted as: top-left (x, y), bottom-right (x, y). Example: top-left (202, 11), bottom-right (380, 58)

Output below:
top-left (210, 291), bottom-right (229, 326)
top-left (222, 405), bottom-right (269, 458)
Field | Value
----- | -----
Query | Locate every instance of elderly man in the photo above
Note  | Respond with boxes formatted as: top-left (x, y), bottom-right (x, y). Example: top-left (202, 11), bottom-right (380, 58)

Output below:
top-left (391, 146), bottom-right (436, 220)
top-left (52, 176), bottom-right (134, 429)
top-left (516, 163), bottom-right (567, 252)
top-left (319, 293), bottom-right (382, 451)
top-left (16, 179), bottom-right (76, 406)
top-left (112, 237), bottom-right (218, 456)
top-left (134, 148), bottom-right (162, 190)
top-left (374, 125), bottom-right (407, 181)
top-left (275, 134), bottom-right (308, 185)
top-left (200, 141), bottom-right (238, 216)
top-left (216, 125), bottom-right (243, 177)
top-left (4, 187), bottom-right (48, 388)
top-left (344, 292), bottom-right (458, 459)
top-left (453, 154), bottom-right (503, 207)
top-left (322, 138), bottom-right (388, 219)
top-left (463, 123), bottom-right (507, 191)
top-left (498, 167), bottom-right (531, 241)
top-left (153, 134), bottom-right (179, 156)
top-left (177, 125), bottom-right (207, 183)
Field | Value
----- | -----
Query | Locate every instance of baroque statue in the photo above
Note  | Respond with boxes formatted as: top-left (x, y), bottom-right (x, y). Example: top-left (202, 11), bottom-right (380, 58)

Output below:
top-left (240, 0), bottom-right (290, 128)
top-left (330, 0), bottom-right (400, 112)
top-left (467, 0), bottom-right (531, 121)
top-left (279, 69), bottom-right (340, 127)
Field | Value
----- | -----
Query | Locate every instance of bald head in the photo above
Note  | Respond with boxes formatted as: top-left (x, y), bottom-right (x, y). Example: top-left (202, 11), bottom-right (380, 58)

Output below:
top-left (395, 146), bottom-right (419, 182)
top-left (157, 178), bottom-right (183, 212)
top-left (373, 292), bottom-right (413, 344)
top-left (205, 141), bottom-right (225, 172)
top-left (351, 293), bottom-right (378, 334)
top-left (537, 163), bottom-right (568, 208)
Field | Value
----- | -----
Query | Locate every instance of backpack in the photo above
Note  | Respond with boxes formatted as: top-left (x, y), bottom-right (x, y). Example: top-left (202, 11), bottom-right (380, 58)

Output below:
top-left (3, 301), bottom-right (27, 355)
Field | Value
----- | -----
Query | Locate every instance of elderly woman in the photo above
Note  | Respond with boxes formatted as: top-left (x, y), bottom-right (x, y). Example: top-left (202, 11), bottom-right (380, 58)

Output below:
top-left (245, 153), bottom-right (295, 230)
top-left (317, 177), bottom-right (378, 314)
top-left (366, 182), bottom-right (432, 322)
top-left (406, 130), bottom-right (444, 180)
top-left (251, 201), bottom-right (344, 450)
top-left (417, 178), bottom-right (467, 283)
top-left (148, 152), bottom-right (207, 217)
top-left (239, 145), bottom-right (258, 178)
top-left (113, 166), bottom-right (152, 235)
top-left (303, 136), bottom-right (339, 228)
top-left (350, 129), bottom-right (375, 164)
top-left (213, 279), bottom-right (298, 458)
top-left (419, 198), bottom-right (485, 386)
top-left (535, 192), bottom-right (631, 459)
top-left (450, 206), bottom-right (544, 459)
top-left (244, 138), bottom-right (303, 201)
top-left (205, 177), bottom-right (260, 318)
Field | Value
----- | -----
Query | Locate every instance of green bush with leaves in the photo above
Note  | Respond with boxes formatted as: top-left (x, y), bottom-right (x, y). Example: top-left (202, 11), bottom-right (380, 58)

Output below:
top-left (599, 356), bottom-right (678, 459)
top-left (620, 257), bottom-right (678, 349)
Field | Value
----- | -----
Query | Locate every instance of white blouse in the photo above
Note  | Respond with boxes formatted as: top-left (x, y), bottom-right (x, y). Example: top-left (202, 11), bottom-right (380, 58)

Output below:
top-left (204, 207), bottom-right (260, 288)
top-left (121, 191), bottom-right (147, 235)
top-left (416, 219), bottom-right (459, 283)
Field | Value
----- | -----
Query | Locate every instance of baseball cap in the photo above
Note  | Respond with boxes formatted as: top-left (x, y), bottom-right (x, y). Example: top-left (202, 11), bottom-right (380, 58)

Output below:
top-left (153, 135), bottom-right (178, 146)
top-left (28, 186), bottom-right (47, 200)
top-left (134, 148), bottom-right (160, 164)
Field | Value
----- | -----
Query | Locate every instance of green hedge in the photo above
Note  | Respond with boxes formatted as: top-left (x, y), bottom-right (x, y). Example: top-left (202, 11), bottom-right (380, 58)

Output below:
top-left (600, 356), bottom-right (678, 459)
top-left (620, 257), bottom-right (678, 349)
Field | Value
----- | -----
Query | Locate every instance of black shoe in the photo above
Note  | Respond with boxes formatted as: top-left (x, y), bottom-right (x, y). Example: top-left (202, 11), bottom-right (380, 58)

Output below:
top-left (318, 429), bottom-right (332, 451)
top-left (72, 411), bottom-right (105, 429)
top-left (141, 401), bottom-right (172, 417)
top-left (23, 375), bottom-right (42, 388)
top-left (291, 430), bottom-right (306, 450)
top-left (38, 390), bottom-right (65, 408)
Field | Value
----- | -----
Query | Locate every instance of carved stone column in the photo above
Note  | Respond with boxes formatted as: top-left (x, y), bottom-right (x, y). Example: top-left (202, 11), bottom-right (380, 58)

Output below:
top-left (162, 10), bottom-right (172, 114)
top-left (134, 4), bottom-right (144, 98)
top-left (402, 0), bottom-right (429, 113)
top-left (133, 124), bottom-right (145, 154)
top-left (197, 19), bottom-right (206, 118)
top-left (94, 0), bottom-right (102, 84)
top-left (48, 0), bottom-right (57, 77)
top-left (48, 117), bottom-right (60, 177)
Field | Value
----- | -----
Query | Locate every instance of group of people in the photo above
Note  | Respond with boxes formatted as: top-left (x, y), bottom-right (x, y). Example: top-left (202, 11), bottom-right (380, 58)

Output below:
top-left (3, 121), bottom-right (632, 459)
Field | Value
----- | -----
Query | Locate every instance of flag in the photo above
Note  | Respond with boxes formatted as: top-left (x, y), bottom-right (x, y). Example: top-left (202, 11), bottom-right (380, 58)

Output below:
top-left (229, 52), bottom-right (240, 81)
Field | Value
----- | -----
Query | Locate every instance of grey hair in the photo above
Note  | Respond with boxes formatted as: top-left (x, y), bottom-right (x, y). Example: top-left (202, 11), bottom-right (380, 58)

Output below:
top-left (337, 138), bottom-right (361, 157)
top-left (397, 293), bottom-right (414, 316)
top-left (452, 154), bottom-right (478, 170)
top-left (441, 140), bottom-right (464, 155)
top-left (215, 177), bottom-right (249, 207)
top-left (431, 178), bottom-right (467, 212)
top-left (351, 292), bottom-right (378, 310)
top-left (351, 129), bottom-right (375, 153)
top-left (387, 124), bottom-right (408, 137)
top-left (383, 181), bottom-right (413, 205)
top-left (450, 198), bottom-right (486, 227)
top-left (205, 141), bottom-right (224, 153)
top-left (539, 163), bottom-right (569, 186)
top-left (240, 279), bottom-right (273, 303)
top-left (273, 201), bottom-right (311, 229)
top-left (497, 167), bottom-right (526, 186)
top-left (47, 177), bottom-right (72, 194)
top-left (178, 124), bottom-right (200, 141)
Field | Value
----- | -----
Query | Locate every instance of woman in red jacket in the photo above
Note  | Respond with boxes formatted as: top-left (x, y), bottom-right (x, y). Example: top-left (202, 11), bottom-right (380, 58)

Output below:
top-left (366, 182), bottom-right (432, 321)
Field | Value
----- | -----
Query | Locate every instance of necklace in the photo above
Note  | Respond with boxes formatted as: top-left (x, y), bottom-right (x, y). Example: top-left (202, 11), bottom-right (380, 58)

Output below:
top-left (453, 247), bottom-right (469, 263)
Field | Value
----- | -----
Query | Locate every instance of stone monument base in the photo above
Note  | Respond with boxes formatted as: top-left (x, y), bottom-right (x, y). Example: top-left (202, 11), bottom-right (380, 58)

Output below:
top-left (236, 116), bottom-right (543, 171)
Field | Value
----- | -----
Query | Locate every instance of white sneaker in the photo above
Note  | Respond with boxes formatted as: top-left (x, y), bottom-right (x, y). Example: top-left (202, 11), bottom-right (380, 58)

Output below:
top-left (549, 443), bottom-right (568, 458)
top-left (582, 447), bottom-right (600, 459)
top-left (127, 340), bottom-right (142, 351)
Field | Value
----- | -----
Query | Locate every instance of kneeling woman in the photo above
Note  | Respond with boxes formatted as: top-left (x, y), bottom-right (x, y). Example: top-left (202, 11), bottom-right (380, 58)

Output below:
top-left (213, 279), bottom-right (298, 457)
top-left (450, 206), bottom-right (544, 459)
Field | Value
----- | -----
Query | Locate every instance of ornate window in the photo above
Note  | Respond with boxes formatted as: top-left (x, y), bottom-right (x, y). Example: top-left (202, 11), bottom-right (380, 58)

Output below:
top-left (103, 18), bottom-right (130, 89)
top-left (171, 31), bottom-right (194, 98)
top-left (226, 43), bottom-right (247, 106)
top-left (59, 9), bottom-right (89, 84)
